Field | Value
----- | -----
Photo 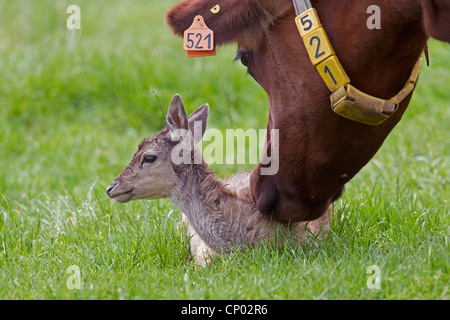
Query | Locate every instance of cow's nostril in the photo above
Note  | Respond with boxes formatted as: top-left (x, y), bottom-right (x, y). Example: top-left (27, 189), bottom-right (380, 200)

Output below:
top-left (106, 183), bottom-right (117, 197)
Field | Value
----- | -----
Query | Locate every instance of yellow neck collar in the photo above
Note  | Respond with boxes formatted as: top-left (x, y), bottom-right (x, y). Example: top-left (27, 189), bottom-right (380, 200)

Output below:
top-left (293, 0), bottom-right (422, 125)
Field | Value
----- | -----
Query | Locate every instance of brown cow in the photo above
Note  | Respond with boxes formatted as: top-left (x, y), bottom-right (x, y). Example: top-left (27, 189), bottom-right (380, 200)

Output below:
top-left (167, 0), bottom-right (450, 223)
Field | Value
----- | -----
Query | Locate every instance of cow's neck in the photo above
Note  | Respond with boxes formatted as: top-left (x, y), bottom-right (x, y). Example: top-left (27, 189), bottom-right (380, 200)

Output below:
top-left (248, 1), bottom-right (428, 222)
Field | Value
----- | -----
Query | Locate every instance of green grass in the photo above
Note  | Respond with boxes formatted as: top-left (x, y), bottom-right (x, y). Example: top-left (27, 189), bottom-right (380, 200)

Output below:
top-left (0, 0), bottom-right (448, 300)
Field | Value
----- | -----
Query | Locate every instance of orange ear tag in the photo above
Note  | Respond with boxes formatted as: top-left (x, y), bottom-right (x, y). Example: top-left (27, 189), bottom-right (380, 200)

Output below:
top-left (183, 15), bottom-right (216, 58)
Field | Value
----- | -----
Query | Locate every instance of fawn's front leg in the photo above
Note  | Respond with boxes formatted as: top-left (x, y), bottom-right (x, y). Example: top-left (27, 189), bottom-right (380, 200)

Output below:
top-left (179, 213), bottom-right (217, 266)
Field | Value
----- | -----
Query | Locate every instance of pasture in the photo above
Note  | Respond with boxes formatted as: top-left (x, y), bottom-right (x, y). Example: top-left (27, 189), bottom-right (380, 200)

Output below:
top-left (0, 0), bottom-right (448, 299)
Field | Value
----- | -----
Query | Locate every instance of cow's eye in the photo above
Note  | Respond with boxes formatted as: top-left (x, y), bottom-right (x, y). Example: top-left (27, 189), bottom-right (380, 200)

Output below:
top-left (240, 53), bottom-right (249, 67)
top-left (234, 48), bottom-right (252, 68)
top-left (143, 155), bottom-right (157, 164)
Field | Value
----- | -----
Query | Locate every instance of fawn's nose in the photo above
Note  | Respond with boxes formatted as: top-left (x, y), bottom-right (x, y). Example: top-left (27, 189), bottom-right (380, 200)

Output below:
top-left (106, 182), bottom-right (117, 197)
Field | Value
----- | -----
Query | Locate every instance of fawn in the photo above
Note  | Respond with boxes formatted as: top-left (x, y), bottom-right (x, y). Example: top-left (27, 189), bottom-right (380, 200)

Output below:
top-left (107, 95), bottom-right (330, 265)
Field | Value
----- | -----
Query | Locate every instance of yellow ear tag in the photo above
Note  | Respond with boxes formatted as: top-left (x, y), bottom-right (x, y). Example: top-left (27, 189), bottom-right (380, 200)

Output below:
top-left (210, 5), bottom-right (220, 14)
top-left (183, 15), bottom-right (216, 58)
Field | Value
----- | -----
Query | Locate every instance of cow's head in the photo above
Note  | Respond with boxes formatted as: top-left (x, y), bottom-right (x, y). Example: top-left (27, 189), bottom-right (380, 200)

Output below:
top-left (167, 0), bottom-right (450, 223)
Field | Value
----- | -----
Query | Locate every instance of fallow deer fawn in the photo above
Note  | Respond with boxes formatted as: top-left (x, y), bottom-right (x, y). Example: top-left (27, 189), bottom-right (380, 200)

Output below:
top-left (107, 95), bottom-right (330, 265)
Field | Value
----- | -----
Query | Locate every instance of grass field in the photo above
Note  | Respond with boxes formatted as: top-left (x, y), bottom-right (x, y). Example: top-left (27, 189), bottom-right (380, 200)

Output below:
top-left (0, 0), bottom-right (448, 300)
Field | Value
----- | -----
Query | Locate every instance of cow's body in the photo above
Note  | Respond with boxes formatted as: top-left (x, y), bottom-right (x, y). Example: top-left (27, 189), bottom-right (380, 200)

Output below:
top-left (167, 0), bottom-right (450, 223)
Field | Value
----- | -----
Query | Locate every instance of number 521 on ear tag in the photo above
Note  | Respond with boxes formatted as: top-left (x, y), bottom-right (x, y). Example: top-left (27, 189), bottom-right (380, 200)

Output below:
top-left (183, 15), bottom-right (216, 58)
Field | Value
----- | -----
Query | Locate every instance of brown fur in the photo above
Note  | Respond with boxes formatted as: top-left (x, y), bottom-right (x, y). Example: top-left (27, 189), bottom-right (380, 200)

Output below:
top-left (167, 0), bottom-right (450, 223)
top-left (167, 0), bottom-right (292, 50)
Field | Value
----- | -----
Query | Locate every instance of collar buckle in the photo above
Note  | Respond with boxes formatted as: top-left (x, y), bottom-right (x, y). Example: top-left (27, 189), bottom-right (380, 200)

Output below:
top-left (330, 58), bottom-right (422, 125)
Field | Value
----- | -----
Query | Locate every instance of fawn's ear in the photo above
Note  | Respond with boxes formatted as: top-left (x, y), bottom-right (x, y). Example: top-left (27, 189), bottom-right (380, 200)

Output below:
top-left (422, 0), bottom-right (450, 43)
top-left (167, 94), bottom-right (189, 132)
top-left (188, 104), bottom-right (209, 144)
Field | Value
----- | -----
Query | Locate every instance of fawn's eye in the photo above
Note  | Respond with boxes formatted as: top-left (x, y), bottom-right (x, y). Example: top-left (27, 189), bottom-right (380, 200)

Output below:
top-left (142, 155), bottom-right (157, 164)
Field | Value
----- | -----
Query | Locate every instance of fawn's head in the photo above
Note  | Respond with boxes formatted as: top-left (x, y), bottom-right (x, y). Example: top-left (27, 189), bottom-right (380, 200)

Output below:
top-left (107, 94), bottom-right (209, 203)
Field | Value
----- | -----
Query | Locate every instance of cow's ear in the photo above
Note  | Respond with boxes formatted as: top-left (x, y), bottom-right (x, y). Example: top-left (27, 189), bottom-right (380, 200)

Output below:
top-left (422, 0), bottom-right (450, 43)
top-left (166, 0), bottom-right (292, 49)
